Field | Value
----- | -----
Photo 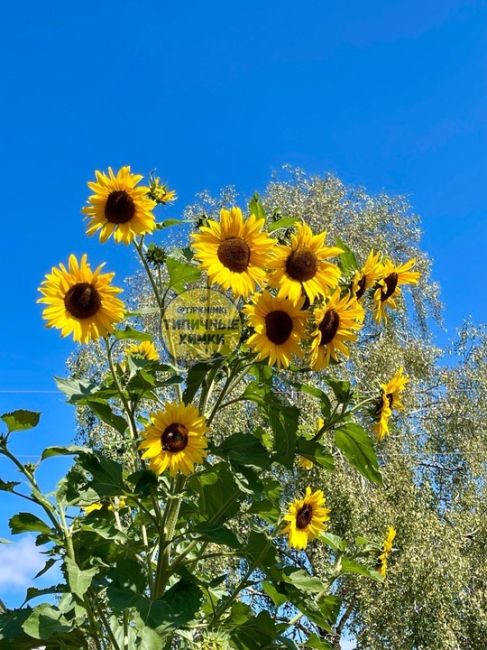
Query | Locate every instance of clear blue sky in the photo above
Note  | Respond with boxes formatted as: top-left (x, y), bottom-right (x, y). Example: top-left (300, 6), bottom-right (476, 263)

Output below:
top-left (0, 0), bottom-right (486, 607)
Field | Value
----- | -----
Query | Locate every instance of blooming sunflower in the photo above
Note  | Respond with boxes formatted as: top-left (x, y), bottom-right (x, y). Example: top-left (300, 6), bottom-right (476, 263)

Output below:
top-left (373, 258), bottom-right (420, 322)
top-left (352, 250), bottom-right (383, 299)
top-left (191, 207), bottom-right (276, 298)
top-left (139, 402), bottom-right (207, 476)
top-left (374, 367), bottom-right (409, 441)
top-left (267, 222), bottom-right (342, 306)
top-left (82, 166), bottom-right (156, 244)
top-left (38, 254), bottom-right (125, 343)
top-left (126, 340), bottom-right (159, 361)
top-left (378, 526), bottom-right (396, 577)
top-left (243, 291), bottom-right (307, 368)
top-left (310, 290), bottom-right (364, 369)
top-left (283, 487), bottom-right (330, 550)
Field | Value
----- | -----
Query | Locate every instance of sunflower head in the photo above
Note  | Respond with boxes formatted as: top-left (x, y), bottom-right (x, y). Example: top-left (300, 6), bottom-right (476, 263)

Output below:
top-left (148, 175), bottom-right (177, 205)
top-left (378, 526), bottom-right (396, 577)
top-left (82, 166), bottom-right (156, 244)
top-left (352, 250), bottom-right (383, 299)
top-left (38, 254), bottom-right (125, 343)
top-left (374, 368), bottom-right (408, 441)
top-left (373, 258), bottom-right (420, 322)
top-left (191, 206), bottom-right (276, 298)
top-left (243, 291), bottom-right (308, 368)
top-left (283, 486), bottom-right (330, 550)
top-left (310, 290), bottom-right (364, 370)
top-left (268, 221), bottom-right (342, 306)
top-left (126, 341), bottom-right (160, 362)
top-left (139, 402), bottom-right (207, 477)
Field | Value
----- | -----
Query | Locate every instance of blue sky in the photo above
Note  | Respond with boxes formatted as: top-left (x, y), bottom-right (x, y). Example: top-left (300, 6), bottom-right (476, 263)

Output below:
top-left (0, 0), bottom-right (486, 622)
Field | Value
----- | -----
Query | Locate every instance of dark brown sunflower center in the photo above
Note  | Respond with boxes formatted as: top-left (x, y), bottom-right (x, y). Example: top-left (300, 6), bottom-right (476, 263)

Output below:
top-left (296, 503), bottom-right (313, 529)
top-left (355, 275), bottom-right (367, 299)
top-left (64, 283), bottom-right (101, 319)
top-left (286, 248), bottom-right (318, 282)
top-left (104, 190), bottom-right (136, 224)
top-left (217, 237), bottom-right (251, 273)
top-left (319, 309), bottom-right (340, 345)
top-left (387, 393), bottom-right (394, 408)
top-left (381, 272), bottom-right (398, 301)
top-left (265, 310), bottom-right (294, 345)
top-left (161, 423), bottom-right (189, 453)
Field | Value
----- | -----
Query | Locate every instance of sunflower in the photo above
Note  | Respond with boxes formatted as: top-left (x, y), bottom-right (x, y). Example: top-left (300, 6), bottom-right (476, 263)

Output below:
top-left (38, 254), bottom-right (125, 343)
top-left (378, 526), bottom-right (396, 577)
top-left (267, 222), bottom-right (342, 306)
top-left (310, 290), bottom-right (364, 369)
top-left (126, 340), bottom-right (159, 361)
top-left (148, 176), bottom-right (177, 205)
top-left (373, 258), bottom-right (420, 322)
top-left (139, 402), bottom-right (207, 476)
top-left (352, 250), bottom-right (383, 299)
top-left (283, 487), bottom-right (330, 550)
top-left (374, 367), bottom-right (409, 441)
top-left (83, 497), bottom-right (128, 514)
top-left (82, 166), bottom-right (156, 244)
top-left (243, 291), bottom-right (307, 368)
top-left (191, 206), bottom-right (276, 298)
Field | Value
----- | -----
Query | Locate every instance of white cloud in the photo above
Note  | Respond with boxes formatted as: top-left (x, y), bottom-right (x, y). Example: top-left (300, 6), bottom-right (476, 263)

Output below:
top-left (0, 536), bottom-right (45, 589)
top-left (341, 638), bottom-right (357, 650)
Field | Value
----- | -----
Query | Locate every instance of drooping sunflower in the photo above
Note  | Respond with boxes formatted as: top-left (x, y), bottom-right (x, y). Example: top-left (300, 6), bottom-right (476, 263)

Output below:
top-left (310, 290), bottom-right (364, 369)
top-left (373, 258), bottom-right (420, 322)
top-left (283, 486), bottom-right (330, 550)
top-left (267, 222), bottom-right (342, 306)
top-left (126, 340), bottom-right (160, 361)
top-left (82, 166), bottom-right (157, 244)
top-left (374, 367), bottom-right (409, 441)
top-left (378, 526), bottom-right (396, 577)
top-left (38, 254), bottom-right (125, 343)
top-left (243, 291), bottom-right (307, 368)
top-left (139, 402), bottom-right (207, 476)
top-left (352, 250), bottom-right (383, 299)
top-left (191, 207), bottom-right (276, 298)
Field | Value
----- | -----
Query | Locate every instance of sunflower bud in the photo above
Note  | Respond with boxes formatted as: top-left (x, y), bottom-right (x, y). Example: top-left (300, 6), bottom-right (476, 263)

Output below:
top-left (148, 176), bottom-right (176, 204)
top-left (146, 243), bottom-right (167, 267)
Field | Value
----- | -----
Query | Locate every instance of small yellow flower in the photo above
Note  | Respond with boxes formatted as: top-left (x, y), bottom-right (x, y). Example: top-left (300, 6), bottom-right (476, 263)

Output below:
top-left (352, 250), bottom-right (383, 299)
top-left (82, 166), bottom-right (157, 244)
top-left (243, 291), bottom-right (308, 368)
top-left (310, 290), bottom-right (364, 369)
top-left (374, 368), bottom-right (409, 441)
top-left (38, 254), bottom-right (125, 343)
top-left (373, 258), bottom-right (420, 322)
top-left (83, 497), bottom-right (128, 514)
top-left (191, 206), bottom-right (276, 298)
top-left (268, 222), bottom-right (342, 306)
top-left (139, 402), bottom-right (207, 476)
top-left (126, 341), bottom-right (159, 361)
top-left (83, 502), bottom-right (103, 515)
top-left (378, 526), bottom-right (396, 577)
top-left (148, 176), bottom-right (177, 204)
top-left (297, 456), bottom-right (314, 470)
top-left (283, 487), bottom-right (330, 550)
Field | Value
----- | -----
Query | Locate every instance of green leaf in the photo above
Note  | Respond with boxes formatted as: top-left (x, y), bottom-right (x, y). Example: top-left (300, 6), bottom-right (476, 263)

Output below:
top-left (194, 522), bottom-right (240, 548)
top-left (0, 479), bottom-right (20, 492)
top-left (1, 410), bottom-right (40, 433)
top-left (84, 401), bottom-right (128, 435)
top-left (113, 326), bottom-right (153, 341)
top-left (296, 438), bottom-right (334, 470)
top-left (191, 463), bottom-right (243, 524)
top-left (244, 530), bottom-right (277, 571)
top-left (282, 569), bottom-right (325, 593)
top-left (79, 454), bottom-right (125, 497)
top-left (288, 381), bottom-right (332, 419)
top-left (334, 423), bottom-right (382, 484)
top-left (21, 604), bottom-right (72, 640)
top-left (339, 556), bottom-right (376, 578)
top-left (269, 404), bottom-right (299, 468)
top-left (41, 445), bottom-right (90, 461)
top-left (183, 359), bottom-right (223, 404)
top-left (9, 513), bottom-right (51, 535)
top-left (335, 237), bottom-right (358, 275)
top-left (267, 215), bottom-right (298, 232)
top-left (156, 218), bottom-right (190, 230)
top-left (306, 633), bottom-right (332, 649)
top-left (166, 257), bottom-right (201, 292)
top-left (23, 585), bottom-right (65, 605)
top-left (214, 432), bottom-right (271, 470)
top-left (320, 532), bottom-right (347, 552)
top-left (248, 193), bottom-right (266, 220)
top-left (230, 610), bottom-right (279, 649)
top-left (323, 377), bottom-right (352, 403)
top-left (65, 558), bottom-right (99, 599)
top-left (34, 558), bottom-right (57, 579)
top-left (55, 376), bottom-right (97, 400)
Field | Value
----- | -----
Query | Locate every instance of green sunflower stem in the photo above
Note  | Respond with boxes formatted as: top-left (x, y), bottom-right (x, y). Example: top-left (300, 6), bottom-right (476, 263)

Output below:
top-left (153, 474), bottom-right (186, 599)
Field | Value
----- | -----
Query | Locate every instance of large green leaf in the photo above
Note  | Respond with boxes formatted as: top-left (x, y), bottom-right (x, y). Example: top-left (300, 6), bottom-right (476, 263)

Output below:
top-left (194, 522), bottom-right (240, 548)
top-left (334, 423), bottom-right (382, 484)
top-left (9, 513), bottom-right (51, 535)
top-left (191, 463), bottom-right (243, 524)
top-left (0, 480), bottom-right (20, 493)
top-left (267, 215), bottom-right (298, 232)
top-left (230, 610), bottom-right (279, 649)
top-left (79, 454), bottom-right (126, 497)
top-left (166, 257), bottom-right (201, 292)
top-left (21, 604), bottom-right (72, 640)
top-left (244, 530), bottom-right (277, 571)
top-left (113, 326), bottom-right (153, 341)
top-left (296, 438), bottom-right (334, 470)
top-left (41, 445), bottom-right (90, 461)
top-left (335, 237), bottom-right (358, 275)
top-left (214, 432), bottom-right (271, 470)
top-left (65, 557), bottom-right (99, 599)
top-left (1, 410), bottom-right (40, 433)
top-left (248, 193), bottom-right (266, 220)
